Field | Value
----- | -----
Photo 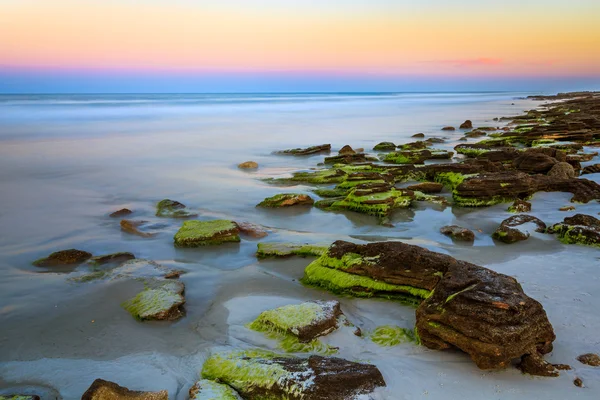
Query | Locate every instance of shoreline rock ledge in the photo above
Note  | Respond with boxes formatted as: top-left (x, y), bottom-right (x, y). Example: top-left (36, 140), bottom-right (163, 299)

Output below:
top-left (302, 240), bottom-right (556, 373)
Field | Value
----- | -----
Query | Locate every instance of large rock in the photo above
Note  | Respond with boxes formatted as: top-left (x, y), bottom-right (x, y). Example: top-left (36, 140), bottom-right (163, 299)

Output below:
top-left (257, 193), bottom-right (314, 207)
top-left (33, 249), bottom-right (92, 268)
top-left (155, 199), bottom-right (197, 218)
top-left (460, 120), bottom-right (473, 129)
top-left (548, 214), bottom-right (600, 248)
top-left (416, 261), bottom-right (555, 371)
top-left (492, 215), bottom-right (546, 244)
top-left (201, 350), bottom-right (385, 400)
top-left (189, 379), bottom-right (242, 400)
top-left (174, 220), bottom-right (240, 247)
top-left (81, 379), bottom-right (167, 399)
top-left (440, 225), bottom-right (475, 242)
top-left (277, 144), bottom-right (331, 155)
top-left (547, 162), bottom-right (575, 179)
top-left (373, 141), bottom-right (397, 151)
top-left (512, 152), bottom-right (557, 174)
top-left (338, 145), bottom-right (356, 155)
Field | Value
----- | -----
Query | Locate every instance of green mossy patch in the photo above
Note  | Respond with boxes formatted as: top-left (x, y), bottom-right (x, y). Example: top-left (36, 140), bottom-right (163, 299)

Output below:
top-left (318, 187), bottom-right (412, 221)
top-left (313, 188), bottom-right (349, 198)
top-left (174, 220), bottom-right (240, 247)
top-left (156, 199), bottom-right (197, 218)
top-left (550, 224), bottom-right (600, 248)
top-left (257, 193), bottom-right (314, 207)
top-left (370, 325), bottom-right (416, 346)
top-left (189, 379), bottom-right (242, 400)
top-left (455, 147), bottom-right (491, 157)
top-left (256, 243), bottom-right (328, 258)
top-left (121, 280), bottom-right (185, 321)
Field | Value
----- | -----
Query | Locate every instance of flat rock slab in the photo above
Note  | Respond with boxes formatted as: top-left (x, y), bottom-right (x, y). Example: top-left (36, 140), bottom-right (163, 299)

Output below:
top-left (257, 193), bottom-right (314, 207)
top-left (81, 379), bottom-right (168, 399)
top-left (256, 242), bottom-right (328, 258)
top-left (174, 220), bottom-right (240, 247)
top-left (109, 208), bottom-right (132, 218)
top-left (33, 249), bottom-right (92, 268)
top-left (276, 144), bottom-right (331, 155)
top-left (89, 252), bottom-right (135, 266)
top-left (201, 350), bottom-right (385, 400)
top-left (492, 215), bottom-right (546, 244)
top-left (407, 182), bottom-right (443, 193)
top-left (189, 379), bottom-right (242, 400)
top-left (122, 280), bottom-right (185, 321)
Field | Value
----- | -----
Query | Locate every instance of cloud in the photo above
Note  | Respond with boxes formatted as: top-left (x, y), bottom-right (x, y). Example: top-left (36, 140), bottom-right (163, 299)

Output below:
top-left (429, 58), bottom-right (504, 67)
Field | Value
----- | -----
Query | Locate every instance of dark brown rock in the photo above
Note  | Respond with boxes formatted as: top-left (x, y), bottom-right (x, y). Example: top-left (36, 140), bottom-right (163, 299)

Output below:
top-left (577, 353), bottom-right (600, 366)
top-left (440, 225), bottom-right (475, 242)
top-left (547, 162), bottom-right (576, 179)
top-left (120, 220), bottom-right (156, 238)
top-left (406, 182), bottom-right (443, 193)
top-left (574, 377), bottom-right (583, 387)
top-left (460, 120), bottom-right (473, 129)
top-left (425, 137), bottom-right (446, 144)
top-left (512, 152), bottom-right (558, 174)
top-left (89, 252), bottom-right (135, 266)
top-left (235, 221), bottom-right (268, 238)
top-left (548, 214), bottom-right (600, 247)
top-left (109, 208), bottom-right (132, 218)
top-left (338, 145), bottom-right (356, 155)
top-left (508, 199), bottom-right (532, 213)
top-left (492, 215), bottom-right (546, 244)
top-left (441, 126), bottom-right (456, 131)
top-left (33, 249), bottom-right (92, 268)
top-left (373, 141), bottom-right (397, 151)
top-left (81, 378), bottom-right (168, 399)
top-left (412, 133), bottom-right (425, 138)
top-left (323, 153), bottom-right (378, 164)
top-left (518, 353), bottom-right (559, 377)
top-left (278, 144), bottom-right (331, 156)
top-left (581, 163), bottom-right (600, 175)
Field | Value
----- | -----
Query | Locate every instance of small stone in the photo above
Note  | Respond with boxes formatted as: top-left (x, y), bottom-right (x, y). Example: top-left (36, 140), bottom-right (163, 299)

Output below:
top-left (577, 353), bottom-right (600, 366)
top-left (459, 120), bottom-right (473, 129)
top-left (441, 126), bottom-right (456, 131)
top-left (122, 280), bottom-right (185, 321)
top-left (559, 205), bottom-right (576, 211)
top-left (508, 199), bottom-right (532, 213)
top-left (81, 378), bottom-right (168, 400)
top-left (492, 215), bottom-right (546, 244)
top-left (33, 249), bottom-right (92, 268)
top-left (120, 220), bottom-right (155, 238)
top-left (109, 208), bottom-right (132, 218)
top-left (338, 145), bottom-right (356, 155)
top-left (440, 225), bottom-right (475, 242)
top-left (412, 133), bottom-right (425, 138)
top-left (354, 327), bottom-right (362, 337)
top-left (574, 377), bottom-right (583, 387)
top-left (238, 161), bottom-right (258, 169)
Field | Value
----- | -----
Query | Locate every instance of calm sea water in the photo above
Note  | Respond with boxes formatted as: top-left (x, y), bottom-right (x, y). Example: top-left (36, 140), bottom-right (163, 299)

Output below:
top-left (1, 93), bottom-right (599, 399)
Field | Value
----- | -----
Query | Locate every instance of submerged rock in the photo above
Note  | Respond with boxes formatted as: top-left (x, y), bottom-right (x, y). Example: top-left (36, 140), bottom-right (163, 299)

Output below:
top-left (81, 378), bottom-right (168, 400)
top-left (370, 325), bottom-right (415, 346)
top-left (373, 141), bottom-right (397, 151)
top-left (440, 225), bottom-right (475, 242)
top-left (577, 353), bottom-right (600, 366)
top-left (277, 144), bottom-right (331, 156)
top-left (406, 182), bottom-right (443, 193)
top-left (581, 163), bottom-right (600, 175)
top-left (0, 396), bottom-right (40, 400)
top-left (33, 249), bottom-right (92, 268)
top-left (441, 126), bottom-right (456, 131)
top-left (120, 220), bottom-right (156, 238)
top-left (122, 280), bottom-right (185, 321)
top-left (234, 221), bottom-right (268, 238)
top-left (323, 153), bottom-right (378, 164)
top-left (412, 133), bottom-right (425, 138)
top-left (559, 205), bottom-right (576, 211)
top-left (256, 243), bottom-right (327, 258)
top-left (257, 193), bottom-right (314, 207)
top-left (508, 199), bottom-right (532, 213)
top-left (189, 379), bottom-right (242, 400)
top-left (492, 215), bottom-right (546, 244)
top-left (155, 199), bottom-right (197, 218)
top-left (238, 161), bottom-right (258, 169)
top-left (174, 220), bottom-right (240, 247)
top-left (109, 208), bottom-right (132, 218)
top-left (201, 350), bottom-right (385, 400)
top-left (89, 252), bottom-right (135, 266)
top-left (548, 214), bottom-right (600, 248)
top-left (459, 120), bottom-right (473, 129)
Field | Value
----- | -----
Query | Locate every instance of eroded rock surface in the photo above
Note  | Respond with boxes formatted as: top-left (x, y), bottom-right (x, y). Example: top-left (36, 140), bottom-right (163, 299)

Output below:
top-left (492, 215), bottom-right (546, 244)
top-left (440, 225), bottom-right (475, 242)
top-left (277, 144), bottom-right (331, 155)
top-left (81, 379), bottom-right (168, 400)
top-left (189, 379), bottom-right (243, 400)
top-left (33, 249), bottom-right (92, 268)
top-left (548, 214), bottom-right (600, 248)
top-left (174, 220), bottom-right (240, 247)
top-left (577, 353), bottom-right (600, 366)
top-left (257, 193), bottom-right (315, 207)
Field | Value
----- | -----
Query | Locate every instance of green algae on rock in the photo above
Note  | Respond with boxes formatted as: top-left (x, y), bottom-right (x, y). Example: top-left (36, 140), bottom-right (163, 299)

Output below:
top-left (508, 199), bottom-right (532, 213)
top-left (0, 396), bottom-right (40, 400)
top-left (122, 280), bottom-right (185, 321)
top-left (492, 215), bottom-right (547, 244)
top-left (81, 378), bottom-right (168, 400)
top-left (373, 141), bottom-right (397, 151)
top-left (370, 325), bottom-right (416, 346)
top-left (276, 144), bottom-right (331, 155)
top-left (547, 214), bottom-right (600, 248)
top-left (155, 199), bottom-right (197, 218)
top-left (256, 243), bottom-right (328, 258)
top-left (189, 380), bottom-right (242, 400)
top-left (201, 350), bottom-right (385, 400)
top-left (174, 220), bottom-right (240, 247)
top-left (32, 249), bottom-right (92, 268)
top-left (257, 193), bottom-right (314, 207)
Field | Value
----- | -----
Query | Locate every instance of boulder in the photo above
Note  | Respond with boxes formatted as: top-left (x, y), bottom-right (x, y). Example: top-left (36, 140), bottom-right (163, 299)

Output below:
top-left (512, 152), bottom-right (557, 174)
top-left (508, 199), bottom-right (532, 213)
top-left (492, 215), bottom-right (546, 244)
top-left (256, 243), bottom-right (327, 258)
top-left (406, 182), bottom-right (443, 193)
top-left (81, 379), bottom-right (168, 400)
top-left (398, 141), bottom-right (429, 151)
top-left (577, 353), bottom-right (600, 366)
top-left (338, 145), bottom-right (356, 155)
top-left (189, 380), bottom-right (242, 400)
top-left (174, 220), bottom-right (240, 247)
top-left (201, 350), bottom-right (385, 400)
top-left (33, 249), bottom-right (92, 268)
top-left (109, 208), bottom-right (132, 218)
top-left (120, 220), bottom-right (156, 238)
top-left (440, 225), bottom-right (475, 242)
top-left (155, 199), bottom-right (197, 218)
top-left (373, 141), bottom-right (397, 151)
top-left (238, 161), bottom-right (258, 169)
top-left (257, 193), bottom-right (314, 207)
top-left (547, 162), bottom-right (575, 179)
top-left (459, 120), bottom-right (473, 129)
top-left (277, 144), bottom-right (331, 155)
top-left (548, 214), bottom-right (600, 248)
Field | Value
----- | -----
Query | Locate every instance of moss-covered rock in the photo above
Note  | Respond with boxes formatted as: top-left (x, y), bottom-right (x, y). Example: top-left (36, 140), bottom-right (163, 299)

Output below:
top-left (323, 153), bottom-right (378, 164)
top-left (383, 150), bottom-right (431, 164)
top-left (492, 215), bottom-right (546, 244)
top-left (81, 378), bottom-right (168, 400)
top-left (440, 225), bottom-right (475, 242)
top-left (406, 182), bottom-right (443, 193)
top-left (189, 380), bottom-right (242, 400)
top-left (257, 193), bottom-right (314, 207)
top-left (201, 350), bottom-right (386, 400)
top-left (33, 249), bottom-right (92, 268)
top-left (547, 214), bottom-right (600, 248)
top-left (174, 220), bottom-right (240, 247)
top-left (256, 243), bottom-right (328, 258)
top-left (508, 199), bottom-right (532, 213)
top-left (276, 144), bottom-right (331, 155)
top-left (89, 252), bottom-right (135, 266)
top-left (370, 325), bottom-right (416, 346)
top-left (373, 141), bottom-right (397, 151)
top-left (155, 199), bottom-right (197, 218)
top-left (0, 396), bottom-right (40, 400)
top-left (122, 280), bottom-right (185, 321)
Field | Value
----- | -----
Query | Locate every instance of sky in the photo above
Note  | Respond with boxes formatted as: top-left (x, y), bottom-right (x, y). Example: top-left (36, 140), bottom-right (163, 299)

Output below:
top-left (0, 0), bottom-right (599, 93)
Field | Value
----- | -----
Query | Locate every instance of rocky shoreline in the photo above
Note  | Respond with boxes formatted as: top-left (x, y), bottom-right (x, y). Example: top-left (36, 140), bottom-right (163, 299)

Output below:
top-left (6, 92), bottom-right (600, 399)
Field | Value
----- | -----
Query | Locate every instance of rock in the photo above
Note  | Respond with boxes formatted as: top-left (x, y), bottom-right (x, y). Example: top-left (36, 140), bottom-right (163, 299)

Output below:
top-left (338, 145), bottom-right (355, 155)
top-left (323, 153), bottom-right (378, 164)
top-left (508, 199), bottom-right (532, 213)
top-left (201, 350), bottom-right (386, 400)
top-left (384, 150), bottom-right (432, 164)
top-left (406, 182), bottom-right (443, 193)
top-left (568, 152), bottom-right (598, 162)
top-left (464, 130), bottom-right (487, 138)
top-left (256, 243), bottom-right (327, 258)
top-left (398, 141), bottom-right (429, 150)
top-left (425, 137), bottom-right (445, 143)
top-left (416, 259), bottom-right (555, 371)
top-left (412, 133), bottom-right (425, 138)
top-left (441, 126), bottom-right (456, 131)
top-left (122, 279), bottom-right (185, 321)
top-left (370, 325), bottom-right (416, 346)
top-left (512, 152), bottom-right (557, 174)
top-left (277, 144), bottom-right (331, 156)
top-left (559, 205), bottom-right (576, 211)
top-left (355, 148), bottom-right (364, 153)
top-left (109, 208), bottom-right (132, 218)
top-left (120, 220), bottom-right (156, 238)
top-left (0, 396), bottom-right (39, 400)
top-left (574, 377), bottom-right (583, 387)
top-left (257, 193), bottom-right (314, 207)
top-left (249, 300), bottom-right (342, 342)
top-left (581, 163), bottom-right (600, 175)
top-left (547, 162), bottom-right (575, 179)
top-left (174, 220), bottom-right (240, 247)
top-left (238, 161), bottom-right (258, 169)
top-left (548, 214), bottom-right (600, 248)
top-left (577, 353), bottom-right (600, 366)
top-left (81, 378), bottom-right (168, 400)
top-left (234, 221), bottom-right (268, 238)
top-left (492, 215), bottom-right (546, 244)
top-left (155, 199), bottom-right (197, 218)
top-left (89, 252), bottom-right (135, 266)
top-left (189, 379), bottom-right (242, 400)
top-left (518, 353), bottom-right (559, 377)
top-left (373, 141), bottom-right (397, 151)
top-left (33, 249), bottom-right (92, 268)
top-left (440, 225), bottom-right (475, 242)
top-left (459, 120), bottom-right (473, 129)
